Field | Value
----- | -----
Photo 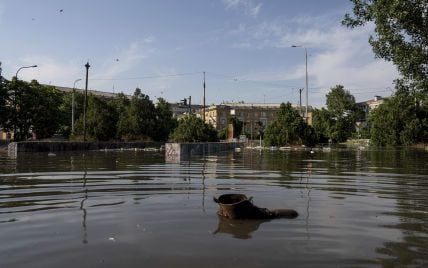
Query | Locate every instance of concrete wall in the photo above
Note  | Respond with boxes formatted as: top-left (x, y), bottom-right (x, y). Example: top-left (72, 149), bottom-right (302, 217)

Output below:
top-left (8, 141), bottom-right (163, 157)
top-left (0, 140), bottom-right (9, 147)
top-left (165, 142), bottom-right (242, 162)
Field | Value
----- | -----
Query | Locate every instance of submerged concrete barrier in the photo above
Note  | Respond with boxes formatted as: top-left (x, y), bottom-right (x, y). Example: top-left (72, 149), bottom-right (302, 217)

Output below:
top-left (165, 142), bottom-right (243, 162)
top-left (8, 141), bottom-right (163, 157)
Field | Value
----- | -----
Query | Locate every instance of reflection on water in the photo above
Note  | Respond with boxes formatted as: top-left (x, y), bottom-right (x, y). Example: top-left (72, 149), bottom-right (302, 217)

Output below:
top-left (213, 217), bottom-right (271, 239)
top-left (0, 148), bottom-right (427, 267)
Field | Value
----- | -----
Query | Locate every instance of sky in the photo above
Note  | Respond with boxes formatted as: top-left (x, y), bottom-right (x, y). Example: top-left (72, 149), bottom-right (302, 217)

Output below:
top-left (0, 0), bottom-right (398, 107)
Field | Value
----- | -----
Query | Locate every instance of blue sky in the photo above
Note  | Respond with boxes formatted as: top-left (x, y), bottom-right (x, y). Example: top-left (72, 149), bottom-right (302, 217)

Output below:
top-left (0, 0), bottom-right (398, 107)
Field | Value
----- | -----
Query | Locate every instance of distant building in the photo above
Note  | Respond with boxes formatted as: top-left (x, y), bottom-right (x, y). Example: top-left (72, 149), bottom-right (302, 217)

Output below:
top-left (357, 95), bottom-right (385, 121)
top-left (170, 102), bottom-right (203, 119)
top-left (198, 102), bottom-right (311, 138)
top-left (52, 85), bottom-right (131, 99)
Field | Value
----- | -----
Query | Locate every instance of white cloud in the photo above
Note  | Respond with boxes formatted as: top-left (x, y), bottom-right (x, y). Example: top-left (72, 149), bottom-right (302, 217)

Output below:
top-left (15, 56), bottom-right (81, 87)
top-left (10, 37), bottom-right (157, 93)
top-left (227, 15), bottom-right (399, 106)
top-left (95, 39), bottom-right (156, 81)
top-left (223, 0), bottom-right (262, 18)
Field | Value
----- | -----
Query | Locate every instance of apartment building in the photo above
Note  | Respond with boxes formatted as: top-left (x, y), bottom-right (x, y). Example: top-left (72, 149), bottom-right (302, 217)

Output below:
top-left (201, 102), bottom-right (306, 137)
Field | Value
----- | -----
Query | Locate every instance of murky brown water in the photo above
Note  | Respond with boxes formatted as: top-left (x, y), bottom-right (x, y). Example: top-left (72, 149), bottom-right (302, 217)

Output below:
top-left (0, 148), bottom-right (427, 267)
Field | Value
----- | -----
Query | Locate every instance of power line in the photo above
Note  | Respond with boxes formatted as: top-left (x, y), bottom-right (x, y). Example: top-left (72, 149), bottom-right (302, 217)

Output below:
top-left (90, 71), bottom-right (202, 81)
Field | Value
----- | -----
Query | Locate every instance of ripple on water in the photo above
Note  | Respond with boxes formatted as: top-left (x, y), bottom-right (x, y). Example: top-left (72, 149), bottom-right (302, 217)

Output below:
top-left (0, 150), bottom-right (427, 268)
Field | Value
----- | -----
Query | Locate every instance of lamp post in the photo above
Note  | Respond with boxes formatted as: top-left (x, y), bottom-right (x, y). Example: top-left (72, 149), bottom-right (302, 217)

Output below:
top-left (15, 65), bottom-right (38, 79)
top-left (83, 62), bottom-right (90, 143)
top-left (291, 45), bottom-right (308, 121)
top-left (203, 71), bottom-right (206, 122)
top-left (72, 78), bottom-right (82, 133)
top-left (13, 64), bottom-right (38, 141)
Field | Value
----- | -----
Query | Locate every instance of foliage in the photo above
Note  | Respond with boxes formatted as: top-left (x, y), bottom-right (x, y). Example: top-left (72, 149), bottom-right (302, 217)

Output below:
top-left (264, 102), bottom-right (315, 146)
top-left (311, 108), bottom-right (333, 143)
top-left (116, 88), bottom-right (156, 141)
top-left (153, 97), bottom-right (177, 141)
top-left (3, 79), bottom-right (66, 141)
top-left (170, 115), bottom-right (218, 142)
top-left (29, 81), bottom-right (66, 139)
top-left (0, 64), bottom-right (9, 130)
top-left (326, 85), bottom-right (357, 116)
top-left (0, 76), bottom-right (177, 142)
top-left (343, 0), bottom-right (428, 92)
top-left (228, 116), bottom-right (243, 138)
top-left (114, 93), bottom-right (131, 140)
top-left (218, 128), bottom-right (227, 140)
top-left (370, 86), bottom-right (428, 146)
top-left (73, 94), bottom-right (118, 141)
top-left (314, 85), bottom-right (364, 143)
top-left (61, 90), bottom-right (85, 137)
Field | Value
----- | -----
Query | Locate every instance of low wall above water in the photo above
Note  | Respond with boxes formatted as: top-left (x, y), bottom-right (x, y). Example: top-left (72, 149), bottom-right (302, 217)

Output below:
top-left (165, 142), bottom-right (243, 162)
top-left (8, 141), bottom-right (163, 157)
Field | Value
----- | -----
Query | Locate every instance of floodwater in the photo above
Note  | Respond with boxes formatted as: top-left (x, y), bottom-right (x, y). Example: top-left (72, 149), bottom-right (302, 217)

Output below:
top-left (0, 148), bottom-right (427, 267)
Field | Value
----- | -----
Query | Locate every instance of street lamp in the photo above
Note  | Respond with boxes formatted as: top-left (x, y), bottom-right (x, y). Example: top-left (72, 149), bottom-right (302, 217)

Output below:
top-left (291, 45), bottom-right (308, 121)
top-left (13, 64), bottom-right (38, 141)
top-left (203, 71), bottom-right (206, 122)
top-left (83, 62), bottom-right (90, 143)
top-left (72, 78), bottom-right (82, 133)
top-left (15, 65), bottom-right (38, 79)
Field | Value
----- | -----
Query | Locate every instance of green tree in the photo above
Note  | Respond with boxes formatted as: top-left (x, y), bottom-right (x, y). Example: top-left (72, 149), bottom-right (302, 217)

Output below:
top-left (344, 1), bottom-right (428, 145)
top-left (312, 108), bottom-right (333, 143)
top-left (30, 81), bottom-right (66, 139)
top-left (170, 115), bottom-right (218, 142)
top-left (117, 88), bottom-right (157, 141)
top-left (153, 97), bottom-right (177, 141)
top-left (228, 116), bottom-right (243, 138)
top-left (343, 0), bottom-right (428, 92)
top-left (370, 86), bottom-right (428, 146)
top-left (324, 85), bottom-right (363, 142)
top-left (60, 90), bottom-right (85, 137)
top-left (0, 63), bottom-right (9, 131)
top-left (73, 94), bottom-right (118, 141)
top-left (4, 79), bottom-right (66, 140)
top-left (113, 93), bottom-right (131, 140)
top-left (264, 102), bottom-right (315, 146)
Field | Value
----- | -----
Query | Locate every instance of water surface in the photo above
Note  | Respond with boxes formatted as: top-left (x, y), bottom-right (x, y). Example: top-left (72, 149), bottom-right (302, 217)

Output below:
top-left (0, 149), bottom-right (427, 267)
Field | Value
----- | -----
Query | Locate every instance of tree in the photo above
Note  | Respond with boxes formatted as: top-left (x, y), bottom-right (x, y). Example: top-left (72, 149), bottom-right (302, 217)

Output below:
top-left (170, 115), bottom-right (218, 142)
top-left (323, 85), bottom-right (364, 142)
top-left (73, 94), bottom-right (118, 141)
top-left (370, 86), bottom-right (428, 146)
top-left (0, 62), bottom-right (9, 131)
top-left (326, 85), bottom-right (357, 116)
top-left (113, 93), bottom-right (131, 140)
top-left (2, 79), bottom-right (66, 140)
top-left (312, 108), bottom-right (333, 143)
top-left (30, 81), bottom-right (66, 139)
top-left (264, 102), bottom-right (315, 146)
top-left (60, 90), bottom-right (85, 137)
top-left (153, 97), bottom-right (177, 141)
top-left (228, 116), bottom-right (243, 138)
top-left (343, 0), bottom-right (428, 92)
top-left (344, 1), bottom-right (428, 145)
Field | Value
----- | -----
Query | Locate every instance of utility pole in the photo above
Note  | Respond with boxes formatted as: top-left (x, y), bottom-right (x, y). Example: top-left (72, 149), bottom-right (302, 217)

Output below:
top-left (188, 96), bottom-right (192, 115)
top-left (292, 45), bottom-right (309, 122)
top-left (299, 88), bottom-right (304, 116)
top-left (305, 47), bottom-right (308, 121)
top-left (72, 78), bottom-right (82, 133)
top-left (203, 71), bottom-right (206, 122)
top-left (83, 62), bottom-right (90, 143)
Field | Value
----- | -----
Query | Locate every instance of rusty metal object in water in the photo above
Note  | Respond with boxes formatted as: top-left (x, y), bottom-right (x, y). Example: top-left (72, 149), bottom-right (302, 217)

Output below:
top-left (213, 194), bottom-right (298, 220)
